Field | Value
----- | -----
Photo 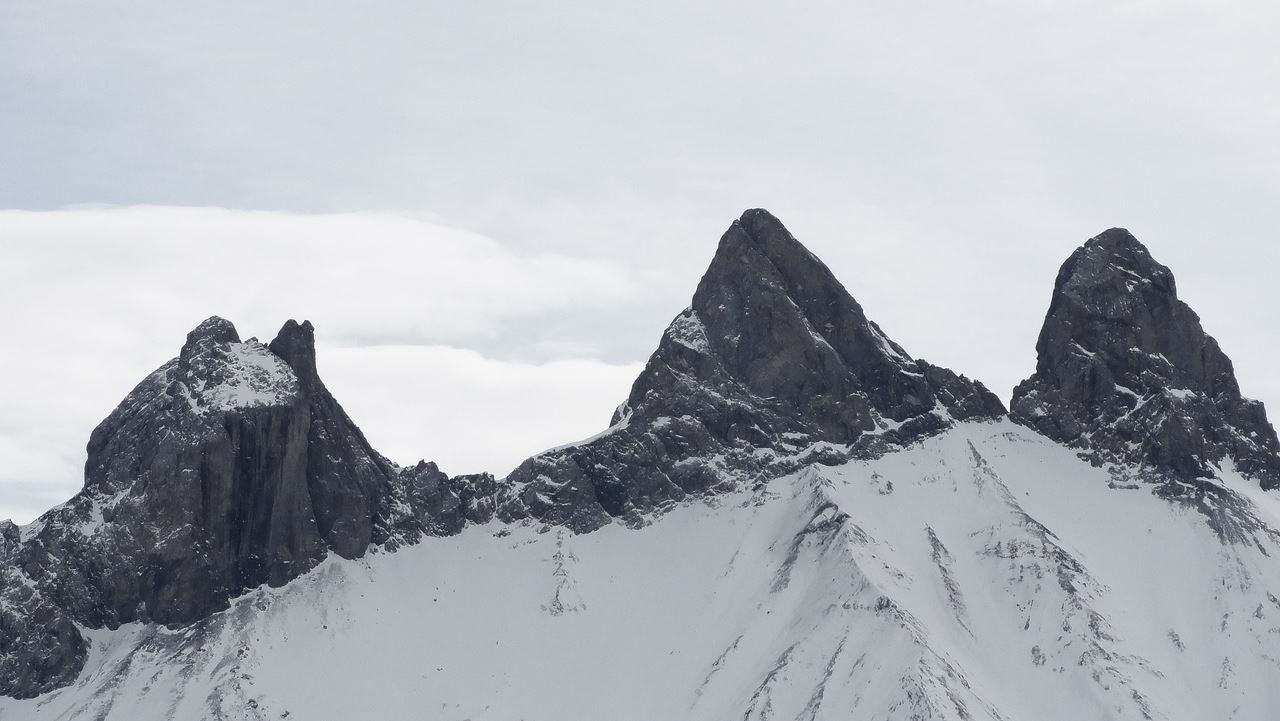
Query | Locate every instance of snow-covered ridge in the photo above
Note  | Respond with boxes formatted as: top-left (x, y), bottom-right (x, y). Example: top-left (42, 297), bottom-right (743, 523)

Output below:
top-left (8, 420), bottom-right (1279, 721)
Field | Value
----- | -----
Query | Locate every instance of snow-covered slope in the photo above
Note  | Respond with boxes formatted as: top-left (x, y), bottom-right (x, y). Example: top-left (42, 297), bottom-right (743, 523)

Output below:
top-left (7, 420), bottom-right (1279, 721)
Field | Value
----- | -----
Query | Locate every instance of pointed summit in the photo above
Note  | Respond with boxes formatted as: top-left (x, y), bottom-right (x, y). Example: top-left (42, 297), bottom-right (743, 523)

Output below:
top-left (1011, 229), bottom-right (1280, 490)
top-left (265, 317), bottom-right (419, 558)
top-left (669, 208), bottom-right (1004, 432)
top-left (269, 319), bottom-right (320, 387)
top-left (503, 210), bottom-right (1005, 531)
top-left (183, 315), bottom-right (240, 348)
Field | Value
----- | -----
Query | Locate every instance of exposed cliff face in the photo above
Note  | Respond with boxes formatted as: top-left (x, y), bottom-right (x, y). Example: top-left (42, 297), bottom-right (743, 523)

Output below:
top-left (69, 318), bottom-right (322, 626)
top-left (499, 209), bottom-right (1006, 531)
top-left (266, 319), bottom-right (406, 557)
top-left (0, 518), bottom-right (86, 703)
top-left (1010, 228), bottom-right (1280, 494)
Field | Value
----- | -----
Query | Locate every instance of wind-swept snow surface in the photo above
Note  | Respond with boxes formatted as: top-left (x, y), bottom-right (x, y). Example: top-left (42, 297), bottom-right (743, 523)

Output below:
top-left (7, 420), bottom-right (1279, 721)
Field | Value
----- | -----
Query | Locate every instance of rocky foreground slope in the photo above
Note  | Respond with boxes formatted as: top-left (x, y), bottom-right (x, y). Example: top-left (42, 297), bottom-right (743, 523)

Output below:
top-left (2, 211), bottom-right (1279, 720)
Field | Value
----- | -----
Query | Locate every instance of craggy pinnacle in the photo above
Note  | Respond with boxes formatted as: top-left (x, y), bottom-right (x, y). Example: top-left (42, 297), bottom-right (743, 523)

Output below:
top-left (1011, 228), bottom-right (1280, 492)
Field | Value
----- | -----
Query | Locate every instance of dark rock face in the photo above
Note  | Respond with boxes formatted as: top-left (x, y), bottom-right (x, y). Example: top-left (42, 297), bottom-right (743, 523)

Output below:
top-left (0, 520), bottom-right (87, 699)
top-left (0, 317), bottom-right (479, 698)
top-left (267, 319), bottom-right (406, 557)
top-left (1011, 228), bottom-right (1280, 492)
top-left (500, 209), bottom-right (1006, 531)
top-left (401, 462), bottom-right (498, 538)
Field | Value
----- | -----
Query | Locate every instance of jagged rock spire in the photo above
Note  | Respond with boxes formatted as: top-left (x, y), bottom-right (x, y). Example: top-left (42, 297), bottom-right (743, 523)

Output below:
top-left (1, 317), bottom-right (416, 698)
top-left (1011, 229), bottom-right (1280, 490)
top-left (265, 318), bottom-right (406, 558)
top-left (180, 315), bottom-right (240, 355)
top-left (269, 319), bottom-right (320, 388)
top-left (503, 209), bottom-right (1005, 531)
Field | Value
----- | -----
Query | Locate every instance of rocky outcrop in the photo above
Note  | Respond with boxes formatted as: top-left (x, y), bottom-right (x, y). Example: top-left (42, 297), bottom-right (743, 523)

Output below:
top-left (401, 461), bottom-right (498, 538)
top-left (0, 317), bottom-right (481, 698)
top-left (0, 520), bottom-right (86, 702)
top-left (499, 209), bottom-right (1006, 531)
top-left (1011, 228), bottom-right (1280, 492)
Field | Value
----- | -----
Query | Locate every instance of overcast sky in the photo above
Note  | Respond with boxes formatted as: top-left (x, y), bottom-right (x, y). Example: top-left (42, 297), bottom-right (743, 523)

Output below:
top-left (2, 1), bottom-right (1278, 523)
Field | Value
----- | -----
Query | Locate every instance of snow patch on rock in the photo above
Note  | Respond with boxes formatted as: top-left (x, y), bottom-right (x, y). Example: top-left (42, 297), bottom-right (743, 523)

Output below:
top-left (180, 341), bottom-right (299, 414)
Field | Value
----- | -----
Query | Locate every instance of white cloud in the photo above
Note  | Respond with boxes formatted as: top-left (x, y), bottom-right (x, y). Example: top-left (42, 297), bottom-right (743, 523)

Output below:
top-left (320, 346), bottom-right (641, 477)
top-left (1, 205), bottom-right (641, 345)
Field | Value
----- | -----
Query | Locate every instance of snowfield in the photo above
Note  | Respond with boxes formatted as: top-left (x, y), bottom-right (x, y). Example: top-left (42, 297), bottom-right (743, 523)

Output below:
top-left (6, 419), bottom-right (1280, 721)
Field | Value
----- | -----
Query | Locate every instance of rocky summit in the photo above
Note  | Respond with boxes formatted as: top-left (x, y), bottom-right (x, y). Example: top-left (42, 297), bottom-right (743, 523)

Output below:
top-left (3, 212), bottom-right (1280, 720)
top-left (500, 209), bottom-right (1006, 531)
top-left (1010, 228), bottom-right (1280, 497)
top-left (0, 316), bottom-right (493, 698)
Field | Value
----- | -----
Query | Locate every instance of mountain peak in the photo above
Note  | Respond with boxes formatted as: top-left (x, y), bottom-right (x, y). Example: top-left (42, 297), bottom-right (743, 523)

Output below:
top-left (1056, 227), bottom-right (1174, 299)
top-left (187, 314), bottom-right (239, 341)
top-left (703, 208), bottom-right (858, 310)
top-left (725, 207), bottom-right (824, 268)
top-left (675, 208), bottom-right (998, 434)
top-left (1087, 226), bottom-right (1140, 247)
top-left (0, 311), bottom-right (497, 697)
top-left (180, 315), bottom-right (240, 360)
top-left (269, 318), bottom-right (319, 387)
top-left (504, 210), bottom-right (1005, 531)
top-left (1012, 229), bottom-right (1280, 491)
